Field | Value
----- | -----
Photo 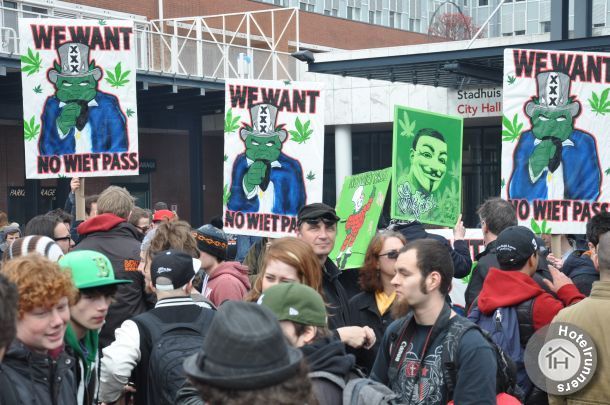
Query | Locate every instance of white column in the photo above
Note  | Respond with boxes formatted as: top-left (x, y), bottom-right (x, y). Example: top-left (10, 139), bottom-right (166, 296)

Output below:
top-left (334, 125), bottom-right (352, 201)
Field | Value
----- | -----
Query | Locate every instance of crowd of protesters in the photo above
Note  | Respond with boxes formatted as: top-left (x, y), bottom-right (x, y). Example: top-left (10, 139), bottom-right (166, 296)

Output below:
top-left (0, 182), bottom-right (608, 405)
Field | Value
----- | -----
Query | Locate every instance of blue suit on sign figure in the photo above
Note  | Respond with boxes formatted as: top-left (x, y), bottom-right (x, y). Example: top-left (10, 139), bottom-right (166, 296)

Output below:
top-left (228, 103), bottom-right (305, 216)
top-left (508, 71), bottom-right (601, 202)
top-left (39, 42), bottom-right (128, 156)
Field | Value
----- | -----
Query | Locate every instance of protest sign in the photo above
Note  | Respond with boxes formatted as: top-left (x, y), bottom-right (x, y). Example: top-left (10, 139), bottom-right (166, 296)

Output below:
top-left (19, 19), bottom-right (139, 179)
top-left (330, 168), bottom-right (392, 270)
top-left (391, 106), bottom-right (463, 227)
top-left (502, 48), bottom-right (610, 233)
top-left (223, 79), bottom-right (324, 237)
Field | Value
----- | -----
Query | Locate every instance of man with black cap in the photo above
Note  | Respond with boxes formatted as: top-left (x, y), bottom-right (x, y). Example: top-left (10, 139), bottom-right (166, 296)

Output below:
top-left (297, 202), bottom-right (376, 350)
top-left (179, 301), bottom-right (315, 405)
top-left (471, 226), bottom-right (584, 401)
top-left (99, 250), bottom-right (215, 405)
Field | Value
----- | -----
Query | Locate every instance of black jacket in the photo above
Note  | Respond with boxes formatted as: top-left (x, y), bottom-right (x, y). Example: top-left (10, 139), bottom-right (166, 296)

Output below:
top-left (394, 221), bottom-right (472, 279)
top-left (75, 213), bottom-right (149, 348)
top-left (323, 258), bottom-right (352, 330)
top-left (561, 250), bottom-right (599, 296)
top-left (348, 291), bottom-right (394, 374)
top-left (303, 337), bottom-right (356, 405)
top-left (465, 240), bottom-right (499, 311)
top-left (0, 340), bottom-right (77, 405)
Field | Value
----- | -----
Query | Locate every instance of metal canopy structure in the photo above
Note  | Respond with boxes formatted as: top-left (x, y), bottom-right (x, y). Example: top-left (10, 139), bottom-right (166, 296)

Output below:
top-left (307, 34), bottom-right (610, 89)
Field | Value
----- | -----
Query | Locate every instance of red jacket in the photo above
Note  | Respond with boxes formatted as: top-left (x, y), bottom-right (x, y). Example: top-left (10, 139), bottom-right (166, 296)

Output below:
top-left (477, 268), bottom-right (584, 331)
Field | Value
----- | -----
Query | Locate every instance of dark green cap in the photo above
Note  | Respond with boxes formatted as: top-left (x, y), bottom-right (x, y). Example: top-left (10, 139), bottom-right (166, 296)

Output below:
top-left (258, 283), bottom-right (327, 327)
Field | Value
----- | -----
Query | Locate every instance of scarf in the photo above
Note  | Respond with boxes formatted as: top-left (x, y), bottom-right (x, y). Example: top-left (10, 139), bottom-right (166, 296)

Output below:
top-left (375, 290), bottom-right (396, 316)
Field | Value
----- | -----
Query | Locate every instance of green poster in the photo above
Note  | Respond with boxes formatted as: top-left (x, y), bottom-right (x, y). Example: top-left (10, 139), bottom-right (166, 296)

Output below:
top-left (391, 106), bottom-right (463, 227)
top-left (331, 168), bottom-right (392, 270)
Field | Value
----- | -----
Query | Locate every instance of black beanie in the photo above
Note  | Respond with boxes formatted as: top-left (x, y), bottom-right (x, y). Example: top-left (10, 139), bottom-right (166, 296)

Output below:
top-left (193, 225), bottom-right (228, 261)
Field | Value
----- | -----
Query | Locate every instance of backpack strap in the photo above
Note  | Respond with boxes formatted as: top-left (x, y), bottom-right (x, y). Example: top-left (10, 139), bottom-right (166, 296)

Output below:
top-left (441, 316), bottom-right (480, 400)
top-left (515, 298), bottom-right (535, 346)
top-left (308, 370), bottom-right (347, 390)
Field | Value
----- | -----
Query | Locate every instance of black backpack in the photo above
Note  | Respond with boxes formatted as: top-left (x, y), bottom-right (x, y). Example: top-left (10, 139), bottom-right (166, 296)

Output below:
top-left (135, 309), bottom-right (215, 405)
top-left (441, 315), bottom-right (524, 402)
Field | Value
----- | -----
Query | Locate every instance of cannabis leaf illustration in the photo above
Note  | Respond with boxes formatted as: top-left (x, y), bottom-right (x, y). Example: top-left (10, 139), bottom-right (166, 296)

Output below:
top-left (21, 48), bottom-right (43, 76)
top-left (502, 114), bottom-right (524, 142)
top-left (530, 218), bottom-right (552, 235)
top-left (306, 171), bottom-right (316, 181)
top-left (57, 174), bottom-right (67, 179)
top-left (23, 116), bottom-right (40, 141)
top-left (507, 75), bottom-right (516, 85)
top-left (223, 184), bottom-right (231, 206)
top-left (289, 117), bottom-right (313, 144)
top-left (501, 178), bottom-right (506, 188)
top-left (126, 108), bottom-right (135, 117)
top-left (98, 19), bottom-right (107, 26)
top-left (224, 109), bottom-right (241, 133)
top-left (588, 88), bottom-right (610, 115)
top-left (33, 85), bottom-right (43, 94)
top-left (223, 154), bottom-right (229, 162)
top-left (105, 62), bottom-right (131, 88)
top-left (605, 168), bottom-right (610, 175)
top-left (398, 111), bottom-right (416, 138)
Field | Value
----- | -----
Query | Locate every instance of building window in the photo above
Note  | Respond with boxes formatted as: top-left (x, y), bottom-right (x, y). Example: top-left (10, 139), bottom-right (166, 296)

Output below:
top-left (369, 10), bottom-right (375, 23)
top-left (594, 23), bottom-right (605, 27)
top-left (347, 6), bottom-right (360, 20)
top-left (479, 0), bottom-right (488, 5)
top-left (541, 21), bottom-right (551, 32)
top-left (514, 30), bottom-right (525, 35)
top-left (390, 11), bottom-right (396, 27)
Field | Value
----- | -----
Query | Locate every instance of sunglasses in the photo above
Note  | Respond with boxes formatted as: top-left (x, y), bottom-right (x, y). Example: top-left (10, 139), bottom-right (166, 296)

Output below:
top-left (378, 250), bottom-right (400, 260)
top-left (53, 235), bottom-right (72, 242)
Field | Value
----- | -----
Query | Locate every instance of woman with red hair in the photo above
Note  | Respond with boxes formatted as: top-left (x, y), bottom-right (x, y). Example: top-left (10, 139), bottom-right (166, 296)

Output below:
top-left (349, 230), bottom-right (406, 373)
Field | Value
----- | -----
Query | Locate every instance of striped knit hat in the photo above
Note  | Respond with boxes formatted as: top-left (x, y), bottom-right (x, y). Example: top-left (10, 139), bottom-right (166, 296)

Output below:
top-left (6, 235), bottom-right (65, 262)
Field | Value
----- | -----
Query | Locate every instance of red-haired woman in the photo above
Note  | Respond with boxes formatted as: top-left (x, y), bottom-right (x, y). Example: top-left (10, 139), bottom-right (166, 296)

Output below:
top-left (348, 230), bottom-right (406, 373)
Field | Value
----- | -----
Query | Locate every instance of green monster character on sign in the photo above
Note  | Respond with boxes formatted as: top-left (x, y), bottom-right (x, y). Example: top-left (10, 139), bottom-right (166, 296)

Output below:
top-left (39, 42), bottom-right (128, 156)
top-left (228, 103), bottom-right (306, 215)
top-left (508, 71), bottom-right (601, 201)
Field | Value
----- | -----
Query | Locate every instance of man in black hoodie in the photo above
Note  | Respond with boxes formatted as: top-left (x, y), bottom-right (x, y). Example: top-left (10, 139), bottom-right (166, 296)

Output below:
top-left (74, 185), bottom-right (149, 348)
top-left (259, 282), bottom-right (356, 405)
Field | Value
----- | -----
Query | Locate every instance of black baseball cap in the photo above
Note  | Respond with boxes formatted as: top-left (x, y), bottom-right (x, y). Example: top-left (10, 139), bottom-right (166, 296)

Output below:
top-left (495, 226), bottom-right (538, 270)
top-left (151, 249), bottom-right (200, 290)
top-left (297, 203), bottom-right (340, 226)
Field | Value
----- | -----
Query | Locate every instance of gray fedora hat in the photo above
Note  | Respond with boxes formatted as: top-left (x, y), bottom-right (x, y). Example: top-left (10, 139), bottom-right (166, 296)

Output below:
top-left (183, 301), bottom-right (302, 390)
top-left (525, 71), bottom-right (580, 118)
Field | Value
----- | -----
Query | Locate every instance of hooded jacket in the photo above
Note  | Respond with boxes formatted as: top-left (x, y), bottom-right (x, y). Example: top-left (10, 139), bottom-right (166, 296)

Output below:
top-left (204, 261), bottom-right (250, 307)
top-left (303, 336), bottom-right (356, 405)
top-left (64, 325), bottom-right (99, 405)
top-left (75, 213), bottom-right (148, 347)
top-left (0, 340), bottom-right (77, 405)
top-left (561, 250), bottom-right (599, 296)
top-left (477, 268), bottom-right (584, 330)
top-left (394, 221), bottom-right (472, 279)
